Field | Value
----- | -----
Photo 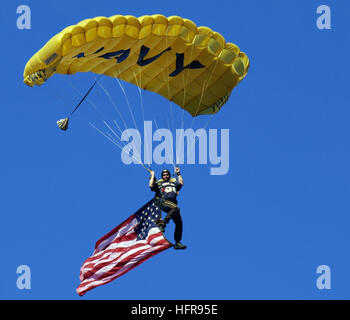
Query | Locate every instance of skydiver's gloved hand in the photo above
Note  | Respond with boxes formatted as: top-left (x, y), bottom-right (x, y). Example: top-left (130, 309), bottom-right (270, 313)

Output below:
top-left (175, 167), bottom-right (181, 176)
top-left (149, 170), bottom-right (156, 189)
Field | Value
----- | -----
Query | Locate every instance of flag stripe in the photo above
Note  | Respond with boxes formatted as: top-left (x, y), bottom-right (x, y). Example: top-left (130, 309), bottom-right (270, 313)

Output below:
top-left (82, 231), bottom-right (138, 266)
top-left (94, 215), bottom-right (137, 252)
top-left (80, 217), bottom-right (139, 270)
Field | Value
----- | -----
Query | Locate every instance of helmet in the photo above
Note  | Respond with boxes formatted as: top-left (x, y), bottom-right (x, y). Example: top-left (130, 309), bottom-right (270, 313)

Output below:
top-left (161, 169), bottom-right (171, 177)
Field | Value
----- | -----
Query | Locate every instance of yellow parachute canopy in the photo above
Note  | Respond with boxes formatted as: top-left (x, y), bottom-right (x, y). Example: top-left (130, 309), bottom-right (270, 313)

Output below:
top-left (23, 14), bottom-right (249, 116)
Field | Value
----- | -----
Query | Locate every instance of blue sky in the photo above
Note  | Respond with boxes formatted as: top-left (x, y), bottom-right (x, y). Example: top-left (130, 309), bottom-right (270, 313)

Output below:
top-left (1, 0), bottom-right (349, 299)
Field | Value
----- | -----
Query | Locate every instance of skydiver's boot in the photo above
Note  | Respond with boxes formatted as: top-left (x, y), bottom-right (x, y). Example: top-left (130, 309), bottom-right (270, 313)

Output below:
top-left (174, 242), bottom-right (187, 250)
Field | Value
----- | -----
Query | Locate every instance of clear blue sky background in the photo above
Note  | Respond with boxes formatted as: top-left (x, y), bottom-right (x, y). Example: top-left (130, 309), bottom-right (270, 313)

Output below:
top-left (0, 0), bottom-right (349, 299)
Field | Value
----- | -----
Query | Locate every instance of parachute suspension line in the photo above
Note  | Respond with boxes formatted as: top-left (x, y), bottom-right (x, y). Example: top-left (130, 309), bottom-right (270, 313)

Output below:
top-left (189, 57), bottom-right (220, 131)
top-left (67, 79), bottom-right (103, 119)
top-left (132, 68), bottom-right (145, 123)
top-left (133, 69), bottom-right (152, 170)
top-left (89, 122), bottom-right (151, 173)
top-left (112, 71), bottom-right (150, 170)
top-left (168, 101), bottom-right (175, 143)
top-left (185, 57), bottom-right (220, 160)
top-left (112, 75), bottom-right (143, 160)
top-left (133, 41), bottom-right (149, 163)
top-left (89, 121), bottom-right (147, 172)
top-left (112, 70), bottom-right (151, 171)
top-left (56, 79), bottom-right (98, 131)
top-left (90, 117), bottom-right (148, 173)
top-left (70, 80), bottom-right (98, 116)
top-left (154, 71), bottom-right (176, 169)
top-left (175, 55), bottom-right (219, 166)
top-left (175, 71), bottom-right (189, 168)
top-left (165, 30), bottom-right (176, 142)
top-left (177, 58), bottom-right (220, 158)
top-left (96, 79), bottom-right (129, 134)
top-left (67, 79), bottom-right (137, 160)
top-left (104, 114), bottom-right (145, 173)
top-left (166, 116), bottom-right (177, 172)
top-left (103, 123), bottom-right (149, 172)
top-left (95, 79), bottom-right (146, 171)
top-left (186, 113), bottom-right (215, 160)
top-left (112, 72), bottom-right (139, 134)
top-left (99, 85), bottom-right (146, 170)
top-left (162, 80), bottom-right (177, 167)
top-left (153, 117), bottom-right (176, 172)
top-left (102, 119), bottom-right (123, 145)
top-left (89, 122), bottom-right (126, 154)
top-left (62, 78), bottom-right (108, 132)
top-left (156, 27), bottom-right (179, 169)
top-left (164, 29), bottom-right (177, 155)
top-left (97, 91), bottom-right (126, 144)
top-left (174, 35), bottom-right (196, 168)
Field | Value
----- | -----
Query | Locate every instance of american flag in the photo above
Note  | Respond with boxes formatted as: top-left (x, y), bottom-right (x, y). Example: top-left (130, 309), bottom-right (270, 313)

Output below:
top-left (76, 200), bottom-right (172, 296)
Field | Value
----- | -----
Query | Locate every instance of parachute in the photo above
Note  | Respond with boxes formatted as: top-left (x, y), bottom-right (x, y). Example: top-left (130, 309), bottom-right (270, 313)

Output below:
top-left (23, 14), bottom-right (249, 117)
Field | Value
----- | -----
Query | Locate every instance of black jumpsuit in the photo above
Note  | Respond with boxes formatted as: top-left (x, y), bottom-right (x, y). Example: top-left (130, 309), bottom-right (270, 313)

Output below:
top-left (150, 178), bottom-right (183, 242)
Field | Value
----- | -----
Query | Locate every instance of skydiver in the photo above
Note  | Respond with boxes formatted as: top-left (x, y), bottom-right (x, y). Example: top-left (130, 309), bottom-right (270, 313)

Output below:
top-left (149, 167), bottom-right (186, 250)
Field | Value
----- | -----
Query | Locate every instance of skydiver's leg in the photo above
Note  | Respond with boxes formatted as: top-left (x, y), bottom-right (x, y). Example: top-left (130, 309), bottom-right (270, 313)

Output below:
top-left (157, 203), bottom-right (171, 232)
top-left (171, 209), bottom-right (186, 249)
top-left (160, 201), bottom-right (178, 225)
top-left (171, 209), bottom-right (183, 243)
top-left (160, 203), bottom-right (186, 248)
